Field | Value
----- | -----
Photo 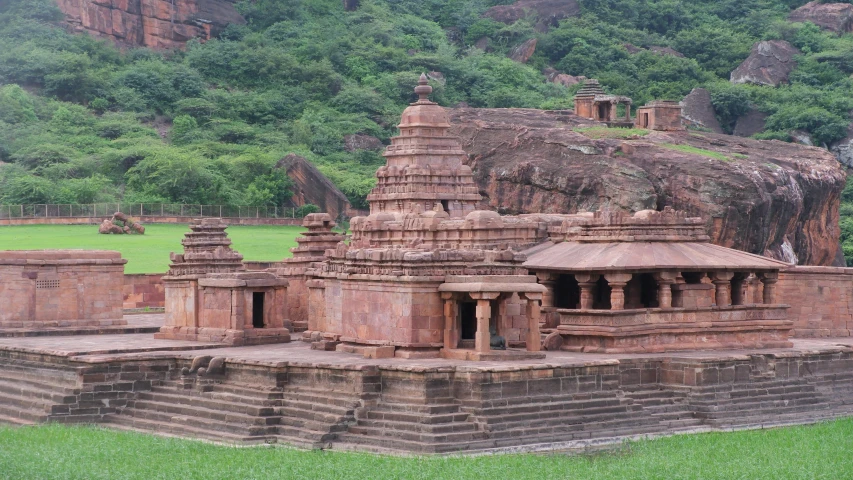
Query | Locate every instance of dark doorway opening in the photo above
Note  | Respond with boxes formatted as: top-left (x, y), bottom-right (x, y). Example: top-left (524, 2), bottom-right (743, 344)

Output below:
top-left (598, 103), bottom-right (610, 121)
top-left (440, 200), bottom-right (449, 212)
top-left (554, 274), bottom-right (580, 309)
top-left (459, 302), bottom-right (476, 340)
top-left (638, 273), bottom-right (659, 308)
top-left (252, 292), bottom-right (265, 328)
top-left (593, 276), bottom-right (611, 310)
top-left (642, 112), bottom-right (649, 128)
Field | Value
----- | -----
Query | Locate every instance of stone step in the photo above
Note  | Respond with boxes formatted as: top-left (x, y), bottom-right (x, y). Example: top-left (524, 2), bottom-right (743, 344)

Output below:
top-left (160, 382), bottom-right (284, 401)
top-left (129, 399), bottom-right (279, 427)
top-left (691, 394), bottom-right (827, 413)
top-left (345, 424), bottom-right (487, 444)
top-left (0, 413), bottom-right (35, 426)
top-left (470, 397), bottom-right (635, 420)
top-left (0, 402), bottom-right (49, 423)
top-left (334, 433), bottom-right (468, 455)
top-left (364, 409), bottom-right (470, 425)
top-left (278, 414), bottom-right (353, 434)
top-left (474, 391), bottom-right (623, 409)
top-left (279, 398), bottom-right (357, 417)
top-left (697, 402), bottom-right (832, 421)
top-left (119, 406), bottom-right (277, 437)
top-left (151, 385), bottom-right (281, 407)
top-left (482, 406), bottom-right (653, 433)
top-left (106, 416), bottom-right (274, 445)
top-left (138, 390), bottom-right (277, 417)
top-left (0, 362), bottom-right (79, 387)
top-left (282, 390), bottom-right (362, 410)
top-left (374, 401), bottom-right (462, 415)
top-left (353, 417), bottom-right (478, 435)
top-left (0, 378), bottom-right (78, 405)
top-left (484, 415), bottom-right (662, 440)
top-left (377, 394), bottom-right (460, 407)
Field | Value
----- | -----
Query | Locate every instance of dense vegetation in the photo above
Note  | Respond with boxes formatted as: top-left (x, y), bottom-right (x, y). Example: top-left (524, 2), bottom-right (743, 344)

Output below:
top-left (2, 0), bottom-right (853, 227)
top-left (2, 420), bottom-right (853, 479)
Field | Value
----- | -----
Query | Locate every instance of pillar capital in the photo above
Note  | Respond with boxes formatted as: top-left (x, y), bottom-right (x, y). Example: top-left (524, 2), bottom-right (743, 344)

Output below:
top-left (604, 272), bottom-right (632, 285)
top-left (711, 271), bottom-right (735, 283)
top-left (759, 272), bottom-right (779, 283)
top-left (468, 292), bottom-right (500, 301)
top-left (574, 273), bottom-right (600, 284)
top-left (653, 271), bottom-right (678, 284)
top-left (520, 292), bottom-right (542, 302)
top-left (535, 272), bottom-right (557, 283)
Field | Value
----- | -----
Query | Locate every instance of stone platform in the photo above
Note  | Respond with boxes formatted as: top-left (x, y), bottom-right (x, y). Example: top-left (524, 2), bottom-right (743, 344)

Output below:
top-left (0, 323), bottom-right (852, 454)
top-left (0, 314), bottom-right (163, 338)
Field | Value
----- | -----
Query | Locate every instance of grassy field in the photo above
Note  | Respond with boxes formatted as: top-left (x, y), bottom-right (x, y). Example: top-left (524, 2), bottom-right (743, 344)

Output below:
top-left (0, 420), bottom-right (852, 479)
top-left (0, 224), bottom-right (303, 274)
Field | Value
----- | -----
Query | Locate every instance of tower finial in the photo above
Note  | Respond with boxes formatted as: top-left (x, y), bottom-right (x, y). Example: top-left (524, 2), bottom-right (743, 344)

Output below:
top-left (414, 73), bottom-right (433, 103)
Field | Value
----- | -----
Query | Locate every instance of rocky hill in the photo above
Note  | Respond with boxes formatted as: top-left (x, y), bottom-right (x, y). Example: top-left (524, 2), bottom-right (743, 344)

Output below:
top-left (449, 108), bottom-right (845, 266)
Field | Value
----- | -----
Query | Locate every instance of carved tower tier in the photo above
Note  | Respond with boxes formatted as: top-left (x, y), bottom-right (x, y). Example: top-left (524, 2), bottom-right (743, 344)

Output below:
top-left (366, 74), bottom-right (482, 218)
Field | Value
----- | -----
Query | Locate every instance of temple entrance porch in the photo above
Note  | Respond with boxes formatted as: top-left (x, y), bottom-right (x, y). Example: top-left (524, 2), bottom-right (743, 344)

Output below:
top-left (438, 276), bottom-right (546, 361)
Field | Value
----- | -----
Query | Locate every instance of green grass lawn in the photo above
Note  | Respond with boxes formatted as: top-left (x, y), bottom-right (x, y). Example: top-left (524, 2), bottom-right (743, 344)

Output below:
top-left (1, 420), bottom-right (852, 479)
top-left (0, 224), bottom-right (303, 274)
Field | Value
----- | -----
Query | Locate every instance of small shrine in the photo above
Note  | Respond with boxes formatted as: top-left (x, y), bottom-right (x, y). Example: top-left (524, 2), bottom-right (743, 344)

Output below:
top-left (635, 100), bottom-right (684, 131)
top-left (523, 208), bottom-right (791, 353)
top-left (157, 218), bottom-right (290, 345)
top-left (573, 79), bottom-right (633, 126)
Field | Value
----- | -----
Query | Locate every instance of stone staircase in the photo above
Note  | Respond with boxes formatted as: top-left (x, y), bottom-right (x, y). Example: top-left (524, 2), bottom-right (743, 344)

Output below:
top-left (624, 385), bottom-right (702, 432)
top-left (107, 380), bottom-right (362, 448)
top-left (687, 377), bottom-right (843, 428)
top-left (338, 394), bottom-right (484, 454)
top-left (0, 360), bottom-right (104, 425)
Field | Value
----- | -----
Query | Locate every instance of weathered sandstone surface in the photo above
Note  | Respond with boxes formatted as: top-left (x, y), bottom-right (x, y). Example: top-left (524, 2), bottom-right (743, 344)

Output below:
top-left (448, 108), bottom-right (845, 266)
top-left (790, 1), bottom-right (853, 33)
top-left (680, 88), bottom-right (723, 134)
top-left (731, 40), bottom-right (800, 86)
top-left (56, 0), bottom-right (245, 49)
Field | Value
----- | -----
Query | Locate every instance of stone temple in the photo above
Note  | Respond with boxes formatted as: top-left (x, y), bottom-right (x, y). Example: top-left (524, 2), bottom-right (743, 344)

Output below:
top-left (2, 77), bottom-right (853, 455)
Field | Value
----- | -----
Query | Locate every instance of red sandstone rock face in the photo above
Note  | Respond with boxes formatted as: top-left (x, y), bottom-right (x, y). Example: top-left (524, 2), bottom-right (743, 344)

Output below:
top-left (483, 0), bottom-right (580, 31)
top-left (56, 0), bottom-right (245, 49)
top-left (730, 40), bottom-right (800, 87)
top-left (542, 68), bottom-right (585, 86)
top-left (790, 1), bottom-right (853, 33)
top-left (447, 108), bottom-right (845, 266)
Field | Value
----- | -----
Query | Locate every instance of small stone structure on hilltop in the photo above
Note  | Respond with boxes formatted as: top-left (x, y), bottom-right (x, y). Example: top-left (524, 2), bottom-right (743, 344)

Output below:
top-left (0, 250), bottom-right (126, 330)
top-left (156, 218), bottom-right (290, 345)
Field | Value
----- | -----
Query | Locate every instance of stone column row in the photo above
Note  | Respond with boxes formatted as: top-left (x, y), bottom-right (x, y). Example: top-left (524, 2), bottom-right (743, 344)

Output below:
top-left (544, 270), bottom-right (780, 311)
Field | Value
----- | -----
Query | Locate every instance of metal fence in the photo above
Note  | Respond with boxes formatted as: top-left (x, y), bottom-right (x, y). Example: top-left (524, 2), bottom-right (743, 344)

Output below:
top-left (0, 204), bottom-right (307, 220)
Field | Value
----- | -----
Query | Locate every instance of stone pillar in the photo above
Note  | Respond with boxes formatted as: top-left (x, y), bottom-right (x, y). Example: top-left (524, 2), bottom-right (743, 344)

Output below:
top-left (522, 293), bottom-right (542, 352)
top-left (470, 293), bottom-right (498, 353)
top-left (605, 273), bottom-right (632, 311)
top-left (749, 274), bottom-right (763, 304)
top-left (654, 271), bottom-right (677, 309)
top-left (575, 273), bottom-right (599, 310)
top-left (441, 293), bottom-right (457, 350)
top-left (625, 101), bottom-right (632, 121)
top-left (535, 272), bottom-right (556, 309)
top-left (760, 272), bottom-right (779, 304)
top-left (711, 272), bottom-right (734, 307)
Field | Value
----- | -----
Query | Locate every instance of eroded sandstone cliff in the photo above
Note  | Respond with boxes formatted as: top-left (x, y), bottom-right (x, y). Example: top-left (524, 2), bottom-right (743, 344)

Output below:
top-left (448, 108), bottom-right (845, 266)
top-left (56, 0), bottom-right (244, 49)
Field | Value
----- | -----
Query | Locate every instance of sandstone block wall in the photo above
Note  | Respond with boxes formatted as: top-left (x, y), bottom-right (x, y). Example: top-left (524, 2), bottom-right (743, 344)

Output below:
top-left (778, 266), bottom-right (853, 337)
top-left (123, 274), bottom-right (164, 310)
top-left (0, 250), bottom-right (126, 329)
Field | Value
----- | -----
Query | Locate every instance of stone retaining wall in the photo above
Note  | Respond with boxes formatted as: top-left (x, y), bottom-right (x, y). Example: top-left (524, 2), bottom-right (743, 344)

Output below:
top-left (778, 266), bottom-right (853, 337)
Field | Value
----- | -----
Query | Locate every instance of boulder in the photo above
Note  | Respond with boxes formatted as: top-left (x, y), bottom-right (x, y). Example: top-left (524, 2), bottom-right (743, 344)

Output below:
top-left (483, 0), bottom-right (580, 32)
top-left (730, 40), bottom-right (800, 86)
top-left (509, 38), bottom-right (537, 63)
top-left (275, 154), bottom-right (354, 218)
top-left (447, 107), bottom-right (844, 266)
top-left (680, 88), bottom-right (723, 134)
top-left (733, 108), bottom-right (767, 138)
top-left (56, 0), bottom-right (245, 50)
top-left (543, 68), bottom-right (585, 86)
top-left (344, 134), bottom-right (384, 152)
top-left (790, 2), bottom-right (853, 33)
